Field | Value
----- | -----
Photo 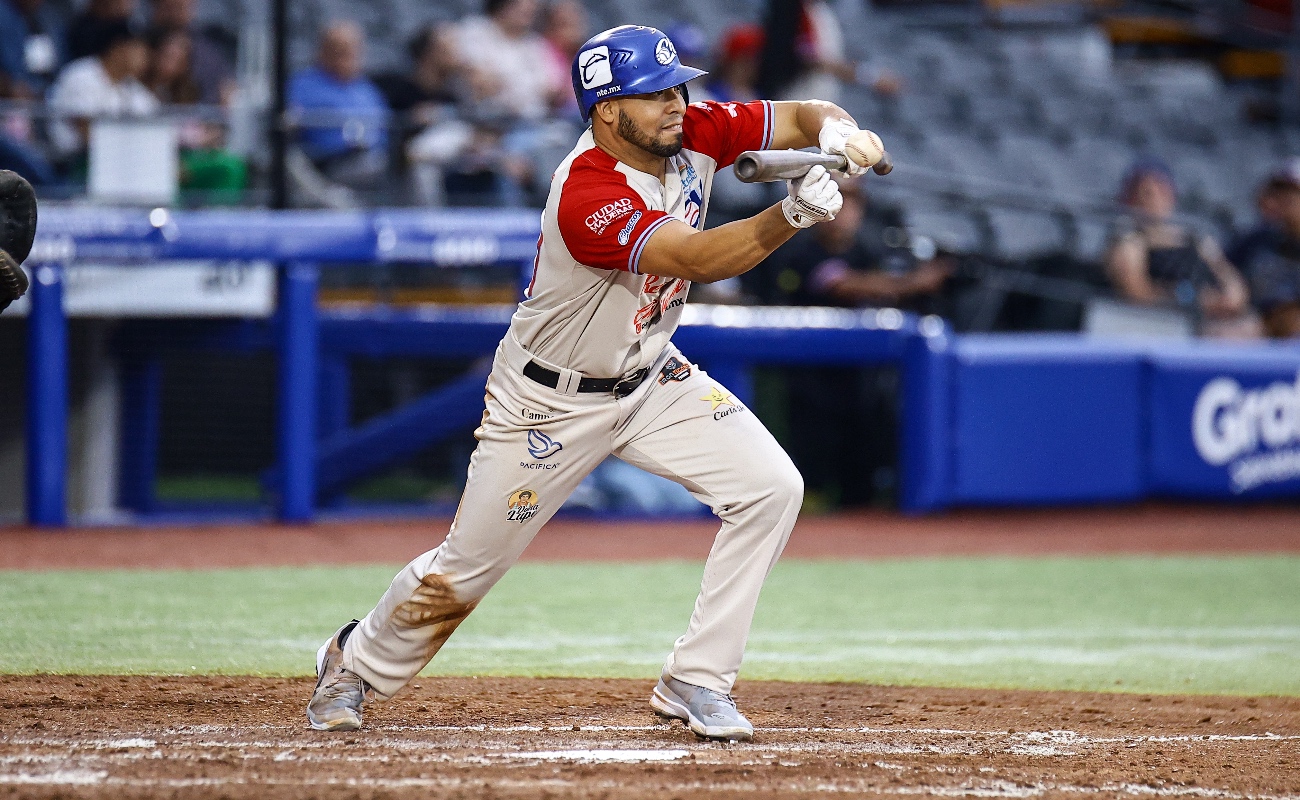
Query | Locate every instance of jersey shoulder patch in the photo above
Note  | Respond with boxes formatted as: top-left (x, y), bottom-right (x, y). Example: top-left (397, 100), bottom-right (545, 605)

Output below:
top-left (556, 149), bottom-right (672, 274)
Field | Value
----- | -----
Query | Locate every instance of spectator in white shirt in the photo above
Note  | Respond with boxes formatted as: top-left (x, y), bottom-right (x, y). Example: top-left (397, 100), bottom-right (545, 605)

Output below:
top-left (47, 19), bottom-right (158, 158)
top-left (456, 0), bottom-right (564, 124)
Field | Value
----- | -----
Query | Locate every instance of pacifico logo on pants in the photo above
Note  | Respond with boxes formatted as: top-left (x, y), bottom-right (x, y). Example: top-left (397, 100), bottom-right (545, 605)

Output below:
top-left (1192, 373), bottom-right (1300, 492)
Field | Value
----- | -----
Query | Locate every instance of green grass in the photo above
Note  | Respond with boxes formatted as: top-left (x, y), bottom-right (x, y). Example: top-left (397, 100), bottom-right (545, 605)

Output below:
top-left (2, 556), bottom-right (1297, 696)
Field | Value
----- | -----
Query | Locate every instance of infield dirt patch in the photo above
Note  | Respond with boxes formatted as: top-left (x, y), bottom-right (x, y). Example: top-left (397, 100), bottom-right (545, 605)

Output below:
top-left (1, 675), bottom-right (1296, 799)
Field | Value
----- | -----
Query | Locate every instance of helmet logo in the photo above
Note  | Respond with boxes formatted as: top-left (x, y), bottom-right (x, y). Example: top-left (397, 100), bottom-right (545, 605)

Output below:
top-left (578, 46), bottom-right (613, 89)
top-left (654, 38), bottom-right (676, 66)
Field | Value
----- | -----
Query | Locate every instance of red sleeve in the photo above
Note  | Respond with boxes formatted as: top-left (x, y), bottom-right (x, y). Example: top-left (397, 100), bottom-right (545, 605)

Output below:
top-left (681, 100), bottom-right (774, 169)
top-left (557, 151), bottom-right (673, 274)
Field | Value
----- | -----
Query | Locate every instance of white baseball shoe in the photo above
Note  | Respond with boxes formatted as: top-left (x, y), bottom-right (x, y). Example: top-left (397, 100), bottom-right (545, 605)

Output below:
top-left (306, 620), bottom-right (371, 731)
top-left (650, 674), bottom-right (754, 742)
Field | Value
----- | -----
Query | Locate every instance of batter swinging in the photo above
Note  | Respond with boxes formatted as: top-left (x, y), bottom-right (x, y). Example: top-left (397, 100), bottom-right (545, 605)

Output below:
top-left (307, 24), bottom-right (873, 741)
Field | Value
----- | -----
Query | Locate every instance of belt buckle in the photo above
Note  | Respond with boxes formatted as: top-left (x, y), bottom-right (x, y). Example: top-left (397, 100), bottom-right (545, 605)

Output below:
top-left (613, 368), bottom-right (646, 399)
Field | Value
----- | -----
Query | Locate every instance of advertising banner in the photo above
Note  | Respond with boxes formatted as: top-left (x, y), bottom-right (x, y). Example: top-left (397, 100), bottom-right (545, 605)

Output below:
top-left (1148, 349), bottom-right (1300, 498)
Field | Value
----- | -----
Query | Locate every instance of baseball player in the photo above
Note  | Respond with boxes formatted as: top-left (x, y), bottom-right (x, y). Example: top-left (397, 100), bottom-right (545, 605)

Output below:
top-left (308, 24), bottom-right (874, 741)
top-left (0, 170), bottom-right (36, 315)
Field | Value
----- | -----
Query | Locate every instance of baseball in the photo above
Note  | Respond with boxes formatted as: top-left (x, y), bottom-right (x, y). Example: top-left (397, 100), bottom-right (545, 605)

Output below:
top-left (844, 130), bottom-right (885, 168)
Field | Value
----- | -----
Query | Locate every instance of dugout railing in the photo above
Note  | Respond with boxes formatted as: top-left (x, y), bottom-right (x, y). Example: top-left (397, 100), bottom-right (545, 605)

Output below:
top-left (20, 207), bottom-right (1300, 528)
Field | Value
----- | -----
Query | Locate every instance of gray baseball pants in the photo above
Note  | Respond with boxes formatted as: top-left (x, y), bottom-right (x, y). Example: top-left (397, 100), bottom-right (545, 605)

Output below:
top-left (342, 335), bottom-right (803, 699)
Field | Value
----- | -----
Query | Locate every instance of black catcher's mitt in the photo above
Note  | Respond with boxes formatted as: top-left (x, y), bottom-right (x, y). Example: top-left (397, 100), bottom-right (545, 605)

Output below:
top-left (0, 170), bottom-right (37, 313)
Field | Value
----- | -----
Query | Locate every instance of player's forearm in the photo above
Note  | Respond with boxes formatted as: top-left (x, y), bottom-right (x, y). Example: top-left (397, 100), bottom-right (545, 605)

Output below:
top-left (641, 205), bottom-right (798, 283)
top-left (771, 100), bottom-right (856, 150)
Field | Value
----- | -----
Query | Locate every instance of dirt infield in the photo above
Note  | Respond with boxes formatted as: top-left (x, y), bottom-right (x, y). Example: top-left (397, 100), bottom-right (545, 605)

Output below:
top-left (2, 503), bottom-right (1299, 570)
top-left (1, 675), bottom-right (1296, 799)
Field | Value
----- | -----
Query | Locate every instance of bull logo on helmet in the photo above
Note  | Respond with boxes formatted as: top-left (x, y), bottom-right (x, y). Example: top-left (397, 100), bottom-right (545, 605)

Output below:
top-left (654, 37), bottom-right (677, 66)
top-left (579, 46), bottom-right (613, 89)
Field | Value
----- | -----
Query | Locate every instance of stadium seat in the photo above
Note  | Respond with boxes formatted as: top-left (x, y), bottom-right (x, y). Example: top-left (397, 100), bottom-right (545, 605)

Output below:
top-left (986, 208), bottom-right (1066, 260)
top-left (903, 208), bottom-right (984, 255)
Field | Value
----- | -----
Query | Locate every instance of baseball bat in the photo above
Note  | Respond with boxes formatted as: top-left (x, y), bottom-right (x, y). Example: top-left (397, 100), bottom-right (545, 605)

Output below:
top-left (733, 149), bottom-right (893, 183)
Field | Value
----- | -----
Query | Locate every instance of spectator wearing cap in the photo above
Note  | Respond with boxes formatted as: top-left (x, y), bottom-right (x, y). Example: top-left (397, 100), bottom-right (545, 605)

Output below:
top-left (707, 24), bottom-right (764, 102)
top-left (288, 21), bottom-right (390, 191)
top-left (47, 19), bottom-right (158, 159)
top-left (1229, 161), bottom-right (1300, 338)
top-left (1106, 158), bottom-right (1260, 339)
top-left (0, 0), bottom-right (65, 99)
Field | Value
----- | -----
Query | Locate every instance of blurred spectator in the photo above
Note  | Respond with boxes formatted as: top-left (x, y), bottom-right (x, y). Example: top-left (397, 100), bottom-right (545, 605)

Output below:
top-left (762, 178), bottom-right (951, 309)
top-left (373, 25), bottom-right (464, 118)
top-left (457, 0), bottom-right (565, 123)
top-left (373, 25), bottom-right (485, 206)
top-left (541, 0), bottom-right (587, 118)
top-left (665, 22), bottom-right (709, 72)
top-left (145, 27), bottom-right (199, 103)
top-left (757, 0), bottom-right (900, 103)
top-left (1105, 158), bottom-right (1260, 339)
top-left (145, 26), bottom-right (245, 200)
top-left (0, 0), bottom-right (65, 98)
top-left (66, 0), bottom-right (136, 63)
top-left (148, 0), bottom-right (233, 105)
top-left (707, 24), bottom-right (764, 103)
top-left (1230, 161), bottom-right (1300, 338)
top-left (48, 19), bottom-right (157, 159)
top-left (763, 178), bottom-right (950, 508)
top-left (288, 21), bottom-right (389, 197)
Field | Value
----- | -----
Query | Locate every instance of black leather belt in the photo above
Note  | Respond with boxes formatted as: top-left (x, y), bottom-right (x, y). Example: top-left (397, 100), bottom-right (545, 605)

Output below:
top-left (523, 360), bottom-right (651, 398)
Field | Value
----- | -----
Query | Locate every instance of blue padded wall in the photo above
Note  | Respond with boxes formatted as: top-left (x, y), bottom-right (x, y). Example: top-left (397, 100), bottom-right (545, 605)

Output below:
top-left (950, 335), bottom-right (1147, 504)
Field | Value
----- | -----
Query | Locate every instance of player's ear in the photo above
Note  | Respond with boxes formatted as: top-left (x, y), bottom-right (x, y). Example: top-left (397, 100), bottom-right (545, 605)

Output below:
top-left (594, 99), bottom-right (618, 125)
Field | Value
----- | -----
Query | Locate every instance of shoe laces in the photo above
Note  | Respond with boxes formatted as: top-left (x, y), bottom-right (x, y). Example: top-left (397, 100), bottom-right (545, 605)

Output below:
top-left (320, 666), bottom-right (369, 704)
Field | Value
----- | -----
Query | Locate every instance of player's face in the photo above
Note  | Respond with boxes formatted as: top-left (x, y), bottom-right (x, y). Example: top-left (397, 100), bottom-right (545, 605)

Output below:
top-left (614, 87), bottom-right (686, 158)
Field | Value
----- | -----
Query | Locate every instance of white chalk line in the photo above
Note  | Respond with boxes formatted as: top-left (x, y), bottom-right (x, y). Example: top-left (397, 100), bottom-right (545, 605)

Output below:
top-left (1, 770), bottom-right (1297, 799)
top-left (7, 727), bottom-right (1295, 750)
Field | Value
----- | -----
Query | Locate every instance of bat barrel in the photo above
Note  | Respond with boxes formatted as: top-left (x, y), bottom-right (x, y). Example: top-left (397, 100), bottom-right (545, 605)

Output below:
top-left (733, 150), bottom-right (847, 183)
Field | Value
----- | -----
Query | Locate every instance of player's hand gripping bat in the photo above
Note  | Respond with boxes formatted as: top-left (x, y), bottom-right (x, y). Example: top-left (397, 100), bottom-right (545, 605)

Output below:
top-left (733, 149), bottom-right (893, 184)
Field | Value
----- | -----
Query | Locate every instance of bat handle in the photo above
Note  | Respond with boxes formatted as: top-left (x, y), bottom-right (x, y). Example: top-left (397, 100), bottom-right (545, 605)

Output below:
top-left (871, 152), bottom-right (893, 176)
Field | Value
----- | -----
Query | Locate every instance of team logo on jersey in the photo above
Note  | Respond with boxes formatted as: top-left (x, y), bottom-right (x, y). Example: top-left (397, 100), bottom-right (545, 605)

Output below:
top-left (507, 489), bottom-right (541, 523)
top-left (654, 37), bottom-right (677, 66)
top-left (617, 211), bottom-right (642, 245)
top-left (579, 46), bottom-right (613, 89)
top-left (527, 429), bottom-right (563, 459)
top-left (633, 278), bottom-right (687, 334)
top-left (658, 356), bottom-right (692, 384)
top-left (684, 188), bottom-right (703, 229)
top-left (587, 198), bottom-right (633, 234)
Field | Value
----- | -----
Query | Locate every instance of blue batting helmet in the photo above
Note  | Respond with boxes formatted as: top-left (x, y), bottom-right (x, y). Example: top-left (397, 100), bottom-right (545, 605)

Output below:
top-left (571, 25), bottom-right (708, 123)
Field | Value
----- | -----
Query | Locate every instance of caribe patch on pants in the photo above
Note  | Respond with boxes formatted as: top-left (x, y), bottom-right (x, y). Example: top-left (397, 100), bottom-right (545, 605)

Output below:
top-left (506, 489), bottom-right (541, 523)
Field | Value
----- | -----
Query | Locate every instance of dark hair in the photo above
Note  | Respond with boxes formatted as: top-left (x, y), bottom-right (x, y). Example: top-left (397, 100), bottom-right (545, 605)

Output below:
top-left (407, 25), bottom-right (438, 63)
top-left (91, 18), bottom-right (145, 57)
top-left (484, 0), bottom-right (515, 17)
top-left (1119, 156), bottom-right (1176, 205)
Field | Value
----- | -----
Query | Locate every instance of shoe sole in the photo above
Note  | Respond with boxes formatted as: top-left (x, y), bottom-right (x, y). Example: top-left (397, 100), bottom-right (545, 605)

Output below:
top-left (308, 713), bottom-right (362, 732)
top-left (650, 683), bottom-right (753, 742)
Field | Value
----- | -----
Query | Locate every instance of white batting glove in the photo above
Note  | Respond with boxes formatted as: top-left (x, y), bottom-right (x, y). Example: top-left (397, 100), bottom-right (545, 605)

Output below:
top-left (781, 164), bottom-right (843, 229)
top-left (818, 118), bottom-right (867, 177)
